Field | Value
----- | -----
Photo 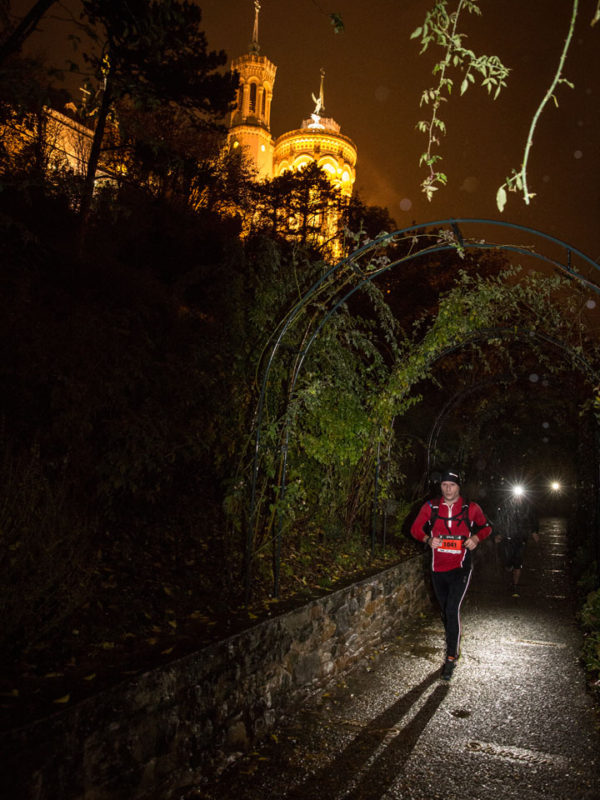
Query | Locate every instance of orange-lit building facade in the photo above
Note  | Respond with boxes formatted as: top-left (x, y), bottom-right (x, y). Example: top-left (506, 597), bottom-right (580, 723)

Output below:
top-left (3, 0), bottom-right (357, 253)
top-left (226, 1), bottom-right (358, 200)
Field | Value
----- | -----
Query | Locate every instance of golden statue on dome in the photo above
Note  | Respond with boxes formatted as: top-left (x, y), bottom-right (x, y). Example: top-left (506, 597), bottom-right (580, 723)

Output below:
top-left (308, 68), bottom-right (326, 129)
top-left (250, 0), bottom-right (261, 54)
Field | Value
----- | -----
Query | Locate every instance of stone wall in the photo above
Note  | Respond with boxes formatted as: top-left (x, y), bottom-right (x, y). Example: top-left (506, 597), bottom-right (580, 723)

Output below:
top-left (1, 554), bottom-right (430, 800)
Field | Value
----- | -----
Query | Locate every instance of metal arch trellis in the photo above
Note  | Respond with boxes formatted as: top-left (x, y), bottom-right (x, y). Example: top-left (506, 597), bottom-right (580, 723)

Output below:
top-left (422, 328), bottom-right (600, 488)
top-left (366, 324), bottom-right (600, 582)
top-left (246, 218), bottom-right (600, 599)
top-left (425, 373), bottom-right (515, 486)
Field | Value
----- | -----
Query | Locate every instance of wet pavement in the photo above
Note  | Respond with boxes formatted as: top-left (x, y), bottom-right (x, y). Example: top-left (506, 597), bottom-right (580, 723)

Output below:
top-left (187, 517), bottom-right (600, 800)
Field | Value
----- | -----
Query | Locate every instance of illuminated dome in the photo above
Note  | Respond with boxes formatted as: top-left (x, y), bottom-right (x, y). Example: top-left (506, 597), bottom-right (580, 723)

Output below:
top-left (273, 117), bottom-right (357, 198)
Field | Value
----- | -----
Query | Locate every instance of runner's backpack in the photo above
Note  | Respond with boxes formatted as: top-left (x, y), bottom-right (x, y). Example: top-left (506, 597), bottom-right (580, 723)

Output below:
top-left (424, 499), bottom-right (482, 536)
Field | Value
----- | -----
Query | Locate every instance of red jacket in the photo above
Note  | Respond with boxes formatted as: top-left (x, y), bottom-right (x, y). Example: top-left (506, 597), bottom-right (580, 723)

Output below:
top-left (411, 495), bottom-right (492, 572)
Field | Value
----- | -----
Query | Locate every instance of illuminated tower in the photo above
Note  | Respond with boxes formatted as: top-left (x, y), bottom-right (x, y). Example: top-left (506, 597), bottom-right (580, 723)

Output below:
top-left (273, 70), bottom-right (357, 256)
top-left (272, 69), bottom-right (357, 198)
top-left (227, 1), bottom-right (276, 180)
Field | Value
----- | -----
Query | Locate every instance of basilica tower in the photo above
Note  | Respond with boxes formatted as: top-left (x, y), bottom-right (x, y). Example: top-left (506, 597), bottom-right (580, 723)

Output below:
top-left (227, 1), bottom-right (276, 180)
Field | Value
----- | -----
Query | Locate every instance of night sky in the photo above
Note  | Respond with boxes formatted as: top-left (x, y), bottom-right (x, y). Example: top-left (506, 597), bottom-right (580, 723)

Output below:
top-left (12, 0), bottom-right (600, 263)
top-left (198, 0), bottom-right (600, 263)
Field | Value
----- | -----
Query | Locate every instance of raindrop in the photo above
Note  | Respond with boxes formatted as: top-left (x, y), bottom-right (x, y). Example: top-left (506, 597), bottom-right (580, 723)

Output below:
top-left (460, 176), bottom-right (479, 193)
top-left (399, 197), bottom-right (412, 211)
top-left (529, 373), bottom-right (539, 383)
top-left (586, 299), bottom-right (596, 309)
top-left (542, 437), bottom-right (549, 443)
top-left (375, 85), bottom-right (390, 103)
top-left (542, 175), bottom-right (551, 183)
top-left (542, 421), bottom-right (550, 429)
top-left (574, 150), bottom-right (583, 159)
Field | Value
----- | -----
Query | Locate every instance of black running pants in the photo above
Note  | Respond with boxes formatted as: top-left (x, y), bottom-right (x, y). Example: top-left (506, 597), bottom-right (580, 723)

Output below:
top-left (430, 565), bottom-right (472, 658)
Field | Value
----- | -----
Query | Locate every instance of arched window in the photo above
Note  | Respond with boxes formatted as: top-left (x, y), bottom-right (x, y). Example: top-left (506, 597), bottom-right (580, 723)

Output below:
top-left (249, 83), bottom-right (257, 114)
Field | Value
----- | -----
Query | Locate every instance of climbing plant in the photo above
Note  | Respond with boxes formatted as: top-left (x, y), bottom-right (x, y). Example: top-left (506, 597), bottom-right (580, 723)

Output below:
top-left (378, 268), bottom-right (600, 427)
top-left (240, 257), bottom-right (600, 600)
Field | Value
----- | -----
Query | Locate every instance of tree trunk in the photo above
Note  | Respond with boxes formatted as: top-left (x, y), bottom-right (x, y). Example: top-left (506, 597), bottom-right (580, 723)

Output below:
top-left (79, 67), bottom-right (113, 229)
top-left (0, 0), bottom-right (58, 64)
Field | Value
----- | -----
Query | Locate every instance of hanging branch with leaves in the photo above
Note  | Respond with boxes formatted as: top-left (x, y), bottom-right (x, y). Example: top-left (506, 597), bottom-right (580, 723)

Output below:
top-left (412, 0), bottom-right (509, 201)
top-left (309, 0), bottom-right (344, 33)
top-left (496, 0), bottom-right (578, 213)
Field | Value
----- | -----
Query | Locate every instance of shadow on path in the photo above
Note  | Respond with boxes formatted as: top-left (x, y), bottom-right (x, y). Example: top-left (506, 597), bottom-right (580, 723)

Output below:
top-left (286, 672), bottom-right (447, 800)
top-left (190, 517), bottom-right (600, 800)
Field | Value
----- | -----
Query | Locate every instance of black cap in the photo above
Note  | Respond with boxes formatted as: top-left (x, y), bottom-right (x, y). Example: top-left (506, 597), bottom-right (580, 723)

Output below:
top-left (440, 470), bottom-right (461, 484)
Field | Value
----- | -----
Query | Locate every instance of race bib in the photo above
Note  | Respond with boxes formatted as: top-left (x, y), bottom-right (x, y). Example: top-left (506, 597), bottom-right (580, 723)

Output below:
top-left (439, 535), bottom-right (464, 553)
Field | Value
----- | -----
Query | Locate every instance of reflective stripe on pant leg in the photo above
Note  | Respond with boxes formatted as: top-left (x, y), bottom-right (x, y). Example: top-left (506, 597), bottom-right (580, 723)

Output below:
top-left (446, 567), bottom-right (472, 658)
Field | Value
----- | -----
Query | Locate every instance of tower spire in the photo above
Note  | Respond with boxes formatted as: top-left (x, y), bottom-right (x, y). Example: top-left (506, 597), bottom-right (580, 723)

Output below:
top-left (228, 0), bottom-right (276, 180)
top-left (250, 0), bottom-right (261, 54)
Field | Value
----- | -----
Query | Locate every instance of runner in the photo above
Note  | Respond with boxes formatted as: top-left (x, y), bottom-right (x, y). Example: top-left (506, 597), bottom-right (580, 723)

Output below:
top-left (493, 489), bottom-right (539, 596)
top-left (411, 469), bottom-right (492, 680)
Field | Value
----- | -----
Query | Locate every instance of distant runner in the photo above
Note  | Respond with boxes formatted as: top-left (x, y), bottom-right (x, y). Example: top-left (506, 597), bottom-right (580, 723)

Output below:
top-left (493, 489), bottom-right (539, 597)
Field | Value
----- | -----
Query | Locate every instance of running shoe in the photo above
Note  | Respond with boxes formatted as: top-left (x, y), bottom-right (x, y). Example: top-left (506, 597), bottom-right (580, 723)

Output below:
top-left (441, 657), bottom-right (456, 681)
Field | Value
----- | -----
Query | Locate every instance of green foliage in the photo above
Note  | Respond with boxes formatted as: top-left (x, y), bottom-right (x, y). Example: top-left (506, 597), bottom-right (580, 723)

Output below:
top-left (577, 559), bottom-right (599, 597)
top-left (329, 13), bottom-right (345, 34)
top-left (496, 0), bottom-right (578, 211)
top-left (412, 0), bottom-right (509, 201)
top-left (287, 310), bottom-right (390, 532)
top-left (227, 241), bottom-right (401, 575)
top-left (580, 588), bottom-right (600, 678)
top-left (3, 14), bottom-right (600, 703)
top-left (238, 220), bottom-right (600, 600)
top-left (413, 1), bottom-right (585, 209)
top-left (375, 267), bottom-right (600, 449)
top-left (308, 1), bottom-right (344, 34)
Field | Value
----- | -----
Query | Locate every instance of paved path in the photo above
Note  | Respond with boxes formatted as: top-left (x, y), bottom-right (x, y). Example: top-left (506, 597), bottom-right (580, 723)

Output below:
top-left (190, 517), bottom-right (600, 800)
